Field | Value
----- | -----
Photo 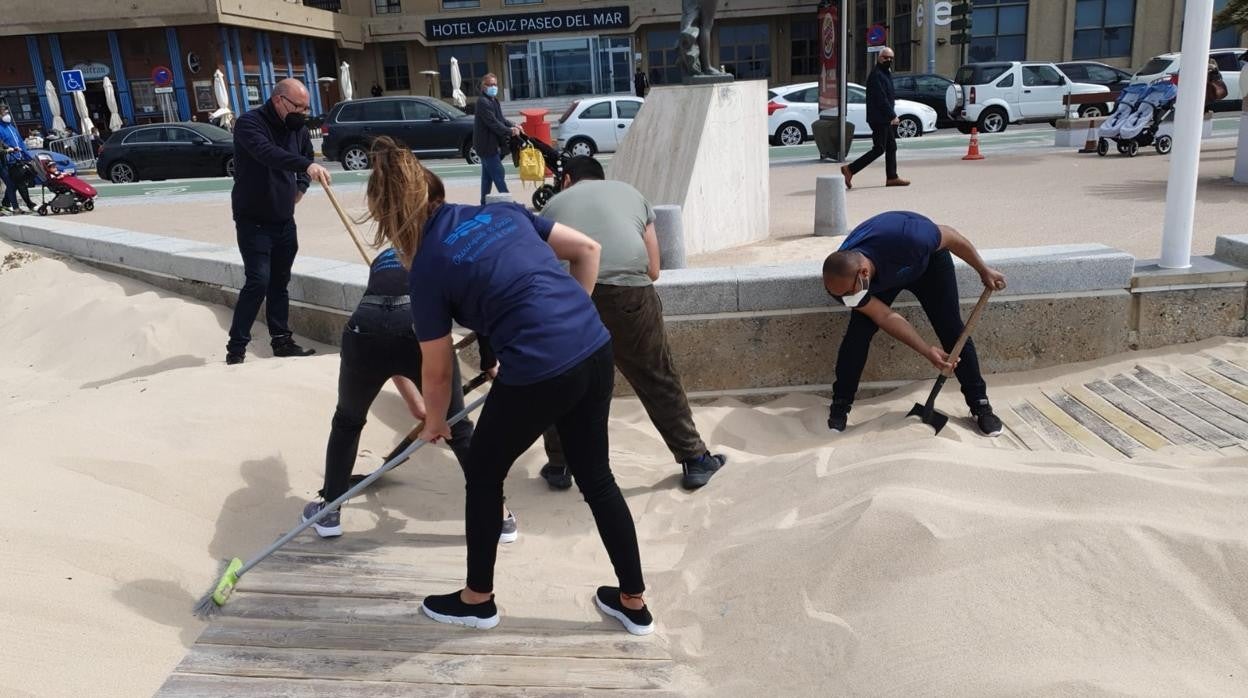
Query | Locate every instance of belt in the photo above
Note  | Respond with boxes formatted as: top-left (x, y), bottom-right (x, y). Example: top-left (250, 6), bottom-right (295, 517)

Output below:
top-left (360, 294), bottom-right (410, 306)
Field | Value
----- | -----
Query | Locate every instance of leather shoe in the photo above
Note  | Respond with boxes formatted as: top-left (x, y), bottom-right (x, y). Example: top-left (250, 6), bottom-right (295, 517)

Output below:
top-left (840, 164), bottom-right (854, 190)
top-left (886, 177), bottom-right (911, 187)
top-left (272, 341), bottom-right (315, 358)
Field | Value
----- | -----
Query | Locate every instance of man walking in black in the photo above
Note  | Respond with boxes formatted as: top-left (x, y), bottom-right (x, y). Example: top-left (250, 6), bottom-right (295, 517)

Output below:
top-left (842, 47), bottom-right (909, 189)
top-left (225, 78), bottom-right (332, 365)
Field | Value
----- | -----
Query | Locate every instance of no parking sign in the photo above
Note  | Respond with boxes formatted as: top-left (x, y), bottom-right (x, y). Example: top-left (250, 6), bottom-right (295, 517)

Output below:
top-left (866, 23), bottom-right (888, 53)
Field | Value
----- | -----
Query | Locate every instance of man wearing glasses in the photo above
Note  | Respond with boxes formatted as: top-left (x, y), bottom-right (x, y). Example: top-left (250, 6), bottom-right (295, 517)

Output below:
top-left (226, 78), bottom-right (332, 365)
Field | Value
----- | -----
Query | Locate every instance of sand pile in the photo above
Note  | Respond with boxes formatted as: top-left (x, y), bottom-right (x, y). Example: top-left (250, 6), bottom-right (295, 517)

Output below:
top-left (1, 237), bottom-right (1246, 697)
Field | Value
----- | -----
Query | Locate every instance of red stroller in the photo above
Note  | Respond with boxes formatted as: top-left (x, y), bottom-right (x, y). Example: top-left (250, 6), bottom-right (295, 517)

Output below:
top-left (31, 152), bottom-right (97, 215)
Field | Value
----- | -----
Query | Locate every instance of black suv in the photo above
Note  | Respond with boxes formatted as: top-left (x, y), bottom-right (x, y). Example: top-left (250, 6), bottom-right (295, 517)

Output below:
top-left (322, 96), bottom-right (478, 170)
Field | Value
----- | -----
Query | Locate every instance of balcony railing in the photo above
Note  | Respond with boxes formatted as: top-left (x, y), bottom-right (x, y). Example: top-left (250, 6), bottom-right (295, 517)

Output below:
top-left (302, 0), bottom-right (342, 12)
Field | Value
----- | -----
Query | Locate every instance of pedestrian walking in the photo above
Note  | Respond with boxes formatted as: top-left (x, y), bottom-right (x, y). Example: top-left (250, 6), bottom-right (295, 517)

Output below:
top-left (841, 47), bottom-right (909, 189)
top-left (473, 73), bottom-right (521, 205)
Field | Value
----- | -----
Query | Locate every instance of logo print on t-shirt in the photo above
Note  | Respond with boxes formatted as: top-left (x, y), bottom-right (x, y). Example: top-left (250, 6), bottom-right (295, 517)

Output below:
top-left (448, 212), bottom-right (519, 265)
top-left (446, 213), bottom-right (493, 245)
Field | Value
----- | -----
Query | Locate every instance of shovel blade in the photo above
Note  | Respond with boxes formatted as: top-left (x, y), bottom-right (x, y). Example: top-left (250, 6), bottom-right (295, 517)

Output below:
top-left (907, 402), bottom-right (949, 434)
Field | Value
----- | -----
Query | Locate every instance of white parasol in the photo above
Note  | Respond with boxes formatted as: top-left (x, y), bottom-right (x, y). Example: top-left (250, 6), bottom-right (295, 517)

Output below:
top-left (44, 79), bottom-right (66, 133)
top-left (212, 69), bottom-right (233, 129)
top-left (450, 56), bottom-right (467, 108)
top-left (103, 76), bottom-right (122, 131)
top-left (73, 90), bottom-right (95, 135)
top-left (339, 61), bottom-right (354, 101)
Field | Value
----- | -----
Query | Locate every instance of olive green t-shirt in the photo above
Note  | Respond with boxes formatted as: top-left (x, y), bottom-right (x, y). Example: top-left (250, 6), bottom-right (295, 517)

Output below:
top-left (539, 179), bottom-right (655, 288)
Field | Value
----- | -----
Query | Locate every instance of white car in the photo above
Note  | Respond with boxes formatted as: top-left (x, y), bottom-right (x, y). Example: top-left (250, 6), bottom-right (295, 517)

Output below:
top-left (767, 81), bottom-right (938, 146)
top-left (556, 96), bottom-right (643, 156)
top-left (1132, 48), bottom-right (1245, 107)
top-left (945, 61), bottom-right (1110, 133)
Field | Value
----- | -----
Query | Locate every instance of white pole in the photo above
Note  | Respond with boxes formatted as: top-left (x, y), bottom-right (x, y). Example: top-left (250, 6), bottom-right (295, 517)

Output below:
top-left (926, 2), bottom-right (936, 74)
top-left (1160, 0), bottom-right (1215, 269)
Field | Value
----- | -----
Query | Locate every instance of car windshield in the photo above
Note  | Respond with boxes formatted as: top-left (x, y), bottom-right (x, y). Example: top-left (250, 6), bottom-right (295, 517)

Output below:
top-left (1137, 57), bottom-right (1174, 76)
top-left (955, 64), bottom-right (1009, 85)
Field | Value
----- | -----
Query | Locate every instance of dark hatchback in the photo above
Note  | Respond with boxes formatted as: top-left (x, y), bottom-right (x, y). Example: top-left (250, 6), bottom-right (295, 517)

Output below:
top-left (321, 96), bottom-right (478, 170)
top-left (1056, 61), bottom-right (1133, 93)
top-left (893, 73), bottom-right (956, 127)
top-left (98, 122), bottom-right (235, 183)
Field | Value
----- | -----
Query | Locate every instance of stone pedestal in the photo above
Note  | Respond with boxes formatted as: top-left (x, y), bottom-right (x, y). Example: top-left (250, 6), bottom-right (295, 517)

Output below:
top-left (609, 81), bottom-right (769, 256)
top-left (813, 174), bottom-right (848, 237)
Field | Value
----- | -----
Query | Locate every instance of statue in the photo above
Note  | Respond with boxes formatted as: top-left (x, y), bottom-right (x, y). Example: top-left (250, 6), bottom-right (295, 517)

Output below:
top-left (678, 0), bottom-right (732, 82)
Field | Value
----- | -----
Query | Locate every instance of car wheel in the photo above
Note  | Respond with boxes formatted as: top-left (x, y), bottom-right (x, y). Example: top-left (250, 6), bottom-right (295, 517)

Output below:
top-left (566, 137), bottom-right (596, 157)
top-left (463, 143), bottom-right (480, 165)
top-left (1078, 104), bottom-right (1106, 118)
top-left (108, 161), bottom-right (137, 183)
top-left (1155, 134), bottom-right (1173, 155)
top-left (776, 122), bottom-right (806, 146)
top-left (895, 116), bottom-right (921, 139)
top-left (223, 156), bottom-right (235, 178)
top-left (977, 108), bottom-right (1007, 134)
top-left (342, 145), bottom-right (370, 171)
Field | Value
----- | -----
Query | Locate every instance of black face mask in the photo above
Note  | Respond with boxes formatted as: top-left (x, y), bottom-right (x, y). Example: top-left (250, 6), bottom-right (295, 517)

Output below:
top-left (881, 59), bottom-right (893, 71)
top-left (283, 111), bottom-right (307, 131)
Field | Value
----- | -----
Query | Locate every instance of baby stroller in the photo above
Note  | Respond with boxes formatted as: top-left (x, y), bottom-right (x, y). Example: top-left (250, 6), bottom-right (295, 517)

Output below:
top-left (1097, 81), bottom-right (1178, 157)
top-left (510, 134), bottom-right (567, 210)
top-left (31, 152), bottom-right (97, 215)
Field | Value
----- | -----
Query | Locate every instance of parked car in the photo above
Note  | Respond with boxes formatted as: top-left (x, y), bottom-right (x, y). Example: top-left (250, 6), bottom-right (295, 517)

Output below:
top-left (321, 96), bottom-right (478, 170)
top-left (1131, 48), bottom-right (1245, 111)
top-left (893, 73), bottom-right (957, 127)
top-left (945, 62), bottom-right (1111, 133)
top-left (98, 122), bottom-right (235, 183)
top-left (556, 96), bottom-right (644, 156)
top-left (766, 81), bottom-right (938, 146)
top-left (1056, 61), bottom-right (1133, 98)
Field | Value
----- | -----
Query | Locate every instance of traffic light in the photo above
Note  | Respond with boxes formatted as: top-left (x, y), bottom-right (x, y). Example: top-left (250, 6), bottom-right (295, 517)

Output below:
top-left (949, 2), bottom-right (973, 46)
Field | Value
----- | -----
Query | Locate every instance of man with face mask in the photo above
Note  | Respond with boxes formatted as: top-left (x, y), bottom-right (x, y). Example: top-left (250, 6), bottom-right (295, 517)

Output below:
top-left (0, 104), bottom-right (36, 214)
top-left (822, 211), bottom-right (1006, 436)
top-left (841, 47), bottom-right (908, 189)
top-left (473, 73), bottom-right (521, 205)
top-left (225, 78), bottom-right (332, 365)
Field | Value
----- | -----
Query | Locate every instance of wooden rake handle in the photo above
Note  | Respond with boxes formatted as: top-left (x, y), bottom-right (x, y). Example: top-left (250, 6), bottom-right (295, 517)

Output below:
top-left (943, 286), bottom-right (994, 377)
top-left (320, 180), bottom-right (373, 265)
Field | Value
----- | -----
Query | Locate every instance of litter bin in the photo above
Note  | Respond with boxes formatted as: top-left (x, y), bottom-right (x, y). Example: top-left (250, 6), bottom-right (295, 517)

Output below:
top-left (519, 108), bottom-right (552, 146)
top-left (812, 118), bottom-right (855, 161)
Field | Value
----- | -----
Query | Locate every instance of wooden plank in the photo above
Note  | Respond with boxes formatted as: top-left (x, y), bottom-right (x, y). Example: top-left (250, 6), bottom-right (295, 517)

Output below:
top-left (1208, 358), bottom-right (1248, 387)
top-left (199, 617), bottom-right (671, 661)
top-left (282, 533), bottom-right (465, 558)
top-left (1163, 370), bottom-right (1248, 427)
top-left (996, 405), bottom-right (1053, 452)
top-left (175, 644), bottom-right (673, 691)
top-left (1011, 402), bottom-right (1091, 456)
top-left (1187, 367), bottom-right (1248, 406)
top-left (1105, 375), bottom-right (1237, 448)
top-left (1025, 397), bottom-right (1124, 460)
top-left (157, 673), bottom-right (675, 697)
top-left (239, 570), bottom-right (456, 600)
top-left (1043, 390), bottom-right (1144, 458)
top-left (1085, 379), bottom-right (1210, 450)
top-left (1130, 368), bottom-right (1248, 441)
top-left (264, 552), bottom-right (462, 579)
top-left (1063, 385), bottom-right (1170, 451)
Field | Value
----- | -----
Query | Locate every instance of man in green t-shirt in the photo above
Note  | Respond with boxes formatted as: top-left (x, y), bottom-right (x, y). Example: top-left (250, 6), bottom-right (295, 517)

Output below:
top-left (538, 156), bottom-right (726, 490)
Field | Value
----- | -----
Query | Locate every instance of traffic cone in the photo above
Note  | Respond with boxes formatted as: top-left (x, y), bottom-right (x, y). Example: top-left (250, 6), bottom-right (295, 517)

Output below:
top-left (1077, 120), bottom-right (1099, 154)
top-left (962, 128), bottom-right (985, 161)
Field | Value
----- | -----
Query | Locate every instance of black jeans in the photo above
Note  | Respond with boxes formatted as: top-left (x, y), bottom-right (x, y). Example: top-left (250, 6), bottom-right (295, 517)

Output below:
top-left (6, 162), bottom-right (34, 208)
top-left (322, 301), bottom-right (474, 501)
top-left (227, 219), bottom-right (298, 354)
top-left (833, 249), bottom-right (987, 407)
top-left (464, 343), bottom-right (644, 595)
top-left (848, 122), bottom-right (898, 180)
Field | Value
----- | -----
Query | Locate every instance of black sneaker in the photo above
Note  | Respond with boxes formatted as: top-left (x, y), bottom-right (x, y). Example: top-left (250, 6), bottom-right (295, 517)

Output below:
top-left (828, 400), bottom-right (852, 432)
top-left (272, 340), bottom-right (315, 357)
top-left (540, 462), bottom-right (573, 490)
top-left (971, 400), bottom-right (1003, 437)
top-left (594, 586), bottom-right (655, 636)
top-left (225, 352), bottom-right (245, 365)
top-left (421, 590), bottom-right (500, 630)
top-left (680, 452), bottom-right (726, 490)
top-left (301, 500), bottom-right (342, 538)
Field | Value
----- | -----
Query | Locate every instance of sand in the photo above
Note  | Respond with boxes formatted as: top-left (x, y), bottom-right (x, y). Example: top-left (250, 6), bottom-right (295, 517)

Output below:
top-left (2, 237), bottom-right (1247, 696)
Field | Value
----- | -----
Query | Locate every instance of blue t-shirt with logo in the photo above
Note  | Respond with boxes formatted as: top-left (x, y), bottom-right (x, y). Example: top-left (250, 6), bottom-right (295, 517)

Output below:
top-left (409, 202), bottom-right (610, 386)
top-left (836, 211), bottom-right (942, 307)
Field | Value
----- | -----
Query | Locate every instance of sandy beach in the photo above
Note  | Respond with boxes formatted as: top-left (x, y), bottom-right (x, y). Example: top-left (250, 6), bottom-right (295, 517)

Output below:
top-left (3, 238), bottom-right (1247, 696)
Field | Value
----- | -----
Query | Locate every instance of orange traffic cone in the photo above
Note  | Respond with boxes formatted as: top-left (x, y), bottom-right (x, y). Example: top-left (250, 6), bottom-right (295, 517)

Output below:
top-left (1077, 121), bottom-right (1099, 154)
top-left (962, 128), bottom-right (985, 161)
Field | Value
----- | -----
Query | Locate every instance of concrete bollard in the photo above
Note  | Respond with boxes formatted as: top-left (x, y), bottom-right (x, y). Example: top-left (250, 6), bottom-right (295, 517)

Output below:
top-left (653, 204), bottom-right (686, 270)
top-left (814, 174), bottom-right (848, 237)
top-left (484, 193), bottom-right (514, 205)
top-left (1235, 112), bottom-right (1248, 184)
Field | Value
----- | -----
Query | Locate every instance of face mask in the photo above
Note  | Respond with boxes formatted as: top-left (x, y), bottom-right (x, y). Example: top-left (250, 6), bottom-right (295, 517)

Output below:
top-left (842, 274), bottom-right (870, 307)
top-left (1, 115), bottom-right (10, 123)
top-left (283, 111), bottom-right (307, 131)
top-left (485, 85), bottom-right (499, 98)
top-left (881, 60), bottom-right (893, 71)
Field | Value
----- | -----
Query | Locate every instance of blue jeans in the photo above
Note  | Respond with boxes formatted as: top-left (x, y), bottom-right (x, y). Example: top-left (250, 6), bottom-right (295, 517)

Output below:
top-left (227, 219), bottom-right (298, 354)
top-left (479, 153), bottom-right (508, 205)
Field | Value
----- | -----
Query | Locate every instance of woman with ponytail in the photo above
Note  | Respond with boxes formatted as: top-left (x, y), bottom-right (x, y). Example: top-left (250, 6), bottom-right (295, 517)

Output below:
top-left (365, 137), bottom-right (654, 636)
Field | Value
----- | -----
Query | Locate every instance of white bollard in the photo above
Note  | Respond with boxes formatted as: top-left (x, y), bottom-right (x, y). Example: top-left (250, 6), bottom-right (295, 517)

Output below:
top-left (814, 174), bottom-right (848, 237)
top-left (653, 204), bottom-right (686, 270)
top-left (484, 193), bottom-right (513, 205)
top-left (1235, 112), bottom-right (1248, 184)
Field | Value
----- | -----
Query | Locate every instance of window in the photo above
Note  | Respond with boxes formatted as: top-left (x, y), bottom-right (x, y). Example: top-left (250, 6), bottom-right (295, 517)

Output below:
top-left (373, 0), bottom-right (401, 13)
top-left (790, 19), bottom-right (819, 77)
top-left (916, 75), bottom-right (951, 96)
top-left (646, 30), bottom-right (683, 86)
top-left (437, 44), bottom-right (488, 97)
top-left (244, 75), bottom-right (263, 108)
top-left (401, 100), bottom-right (436, 120)
top-left (0, 86), bottom-right (44, 125)
top-left (166, 128), bottom-right (203, 143)
top-left (1213, 0), bottom-right (1242, 49)
top-left (504, 0), bottom-right (542, 5)
top-left (442, 0), bottom-right (479, 8)
top-left (894, 76), bottom-right (916, 92)
top-left (1085, 64), bottom-right (1122, 84)
top-left (718, 24), bottom-right (770, 80)
top-left (894, 1), bottom-right (913, 72)
top-left (337, 100), bottom-right (402, 122)
top-left (1022, 65), bottom-right (1062, 86)
top-left (123, 127), bottom-right (167, 144)
top-left (970, 0), bottom-right (1029, 63)
top-left (130, 79), bottom-right (158, 114)
top-left (1073, 0), bottom-right (1134, 59)
top-left (579, 101), bottom-right (612, 119)
top-left (848, 85), bottom-right (866, 103)
top-left (996, 73), bottom-right (1015, 87)
top-left (1215, 52), bottom-right (1243, 73)
top-left (1060, 64), bottom-right (1088, 80)
top-left (616, 100), bottom-right (641, 119)
top-left (382, 43), bottom-right (411, 91)
top-left (790, 86), bottom-right (819, 103)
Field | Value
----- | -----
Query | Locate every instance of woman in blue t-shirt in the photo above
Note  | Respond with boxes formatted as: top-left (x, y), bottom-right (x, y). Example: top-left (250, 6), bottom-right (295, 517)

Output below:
top-left (362, 137), bottom-right (653, 636)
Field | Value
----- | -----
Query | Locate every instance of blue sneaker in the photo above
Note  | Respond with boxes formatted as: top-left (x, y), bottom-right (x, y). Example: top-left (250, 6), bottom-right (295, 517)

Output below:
top-left (680, 452), bottom-right (726, 490)
top-left (301, 500), bottom-right (342, 538)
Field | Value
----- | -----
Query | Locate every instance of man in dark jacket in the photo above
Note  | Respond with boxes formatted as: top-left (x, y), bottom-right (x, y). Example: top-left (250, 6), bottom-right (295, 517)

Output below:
top-left (841, 47), bottom-right (909, 189)
top-left (473, 73), bottom-right (521, 205)
top-left (634, 66), bottom-right (650, 98)
top-left (225, 78), bottom-right (331, 365)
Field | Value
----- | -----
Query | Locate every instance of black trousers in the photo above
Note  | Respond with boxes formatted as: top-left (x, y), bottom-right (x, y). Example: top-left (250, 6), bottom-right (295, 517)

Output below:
top-left (321, 301), bottom-right (474, 501)
top-left (464, 343), bottom-right (644, 595)
top-left (227, 219), bottom-right (298, 354)
top-left (833, 250), bottom-right (987, 407)
top-left (6, 162), bottom-right (35, 208)
top-left (848, 122), bottom-right (898, 180)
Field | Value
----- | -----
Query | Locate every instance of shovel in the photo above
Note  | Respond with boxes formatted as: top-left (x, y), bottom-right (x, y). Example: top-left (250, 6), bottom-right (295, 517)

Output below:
top-left (907, 287), bottom-right (994, 434)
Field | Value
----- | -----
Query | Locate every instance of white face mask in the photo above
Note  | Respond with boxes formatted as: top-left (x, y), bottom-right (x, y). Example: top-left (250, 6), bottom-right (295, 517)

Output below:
top-left (1, 114), bottom-right (11, 123)
top-left (842, 274), bottom-right (870, 307)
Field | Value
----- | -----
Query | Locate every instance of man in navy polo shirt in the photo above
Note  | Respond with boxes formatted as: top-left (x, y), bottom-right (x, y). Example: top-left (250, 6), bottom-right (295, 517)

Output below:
top-left (822, 210), bottom-right (1006, 436)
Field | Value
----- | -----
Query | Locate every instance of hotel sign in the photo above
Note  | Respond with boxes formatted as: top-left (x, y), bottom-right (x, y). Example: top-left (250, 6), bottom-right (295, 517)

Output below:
top-left (426, 7), bottom-right (630, 40)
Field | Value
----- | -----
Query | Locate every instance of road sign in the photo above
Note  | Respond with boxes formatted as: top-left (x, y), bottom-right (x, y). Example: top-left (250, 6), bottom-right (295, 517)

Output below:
top-left (950, 17), bottom-right (972, 31)
top-left (60, 69), bottom-right (85, 93)
top-left (950, 2), bottom-right (972, 17)
top-left (866, 23), bottom-right (888, 47)
top-left (154, 86), bottom-right (174, 94)
top-left (152, 65), bottom-right (174, 88)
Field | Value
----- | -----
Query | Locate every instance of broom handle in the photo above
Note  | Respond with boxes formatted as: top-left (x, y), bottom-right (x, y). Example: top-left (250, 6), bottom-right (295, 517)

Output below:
top-left (320, 181), bottom-right (373, 265)
top-left (378, 370), bottom-right (492, 464)
top-left (942, 287), bottom-right (994, 377)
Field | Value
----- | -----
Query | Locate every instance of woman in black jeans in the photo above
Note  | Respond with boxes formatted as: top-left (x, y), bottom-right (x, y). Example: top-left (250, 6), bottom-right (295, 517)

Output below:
top-left (363, 137), bottom-right (653, 635)
top-left (300, 246), bottom-right (517, 544)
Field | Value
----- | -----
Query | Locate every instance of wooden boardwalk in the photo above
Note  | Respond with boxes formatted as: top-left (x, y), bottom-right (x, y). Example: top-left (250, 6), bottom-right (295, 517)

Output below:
top-left (1002, 355), bottom-right (1248, 459)
top-left (159, 535), bottom-right (678, 696)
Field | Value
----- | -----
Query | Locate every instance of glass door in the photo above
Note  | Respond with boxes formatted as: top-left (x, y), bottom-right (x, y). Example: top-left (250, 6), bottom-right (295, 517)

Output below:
top-left (538, 38), bottom-right (593, 97)
top-left (597, 36), bottom-right (634, 94)
top-left (506, 43), bottom-right (535, 100)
